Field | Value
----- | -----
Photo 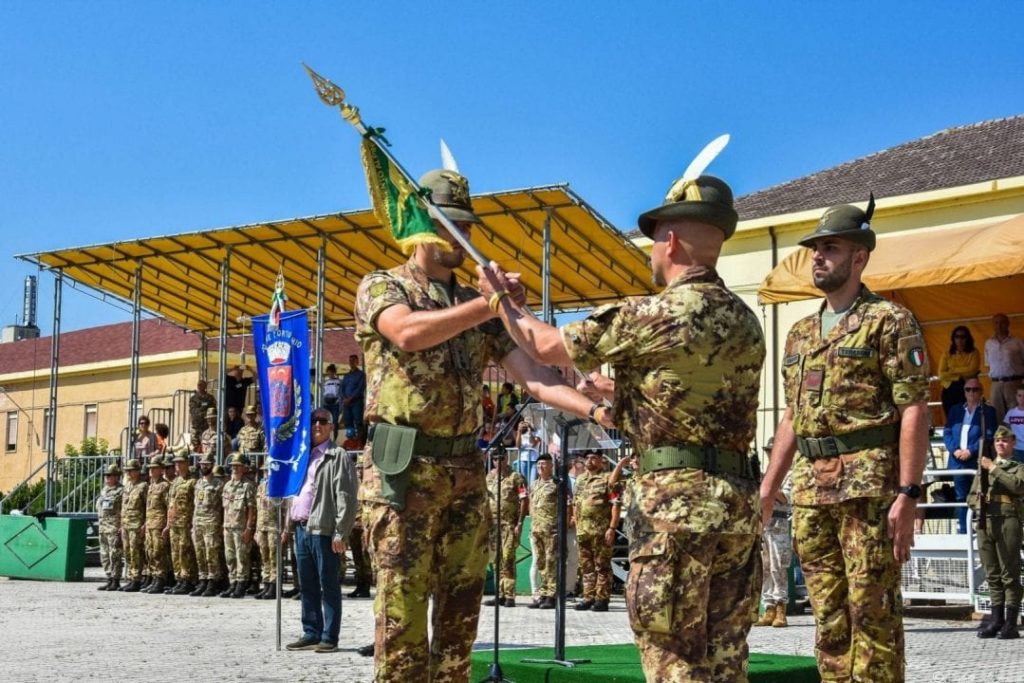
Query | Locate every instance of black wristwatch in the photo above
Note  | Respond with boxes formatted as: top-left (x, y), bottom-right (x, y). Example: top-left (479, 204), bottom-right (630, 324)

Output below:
top-left (898, 484), bottom-right (922, 500)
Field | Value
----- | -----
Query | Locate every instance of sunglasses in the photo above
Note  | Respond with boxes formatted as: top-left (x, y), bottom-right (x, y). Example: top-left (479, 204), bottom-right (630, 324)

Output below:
top-left (965, 387), bottom-right (982, 392)
top-left (954, 335), bottom-right (967, 339)
top-left (311, 417), bottom-right (332, 425)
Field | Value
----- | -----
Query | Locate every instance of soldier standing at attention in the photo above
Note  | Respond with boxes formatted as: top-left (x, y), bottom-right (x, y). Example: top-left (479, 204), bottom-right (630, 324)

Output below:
top-left (484, 449), bottom-right (528, 608)
top-left (571, 451), bottom-right (620, 613)
top-left (192, 453), bottom-right (227, 597)
top-left (972, 426), bottom-right (1024, 639)
top-left (189, 379), bottom-right (217, 443)
top-left (167, 453), bottom-right (198, 595)
top-left (201, 408), bottom-right (229, 458)
top-left (527, 453), bottom-right (559, 610)
top-left (96, 464), bottom-right (124, 592)
top-left (481, 174), bottom-right (765, 681)
top-left (236, 405), bottom-right (266, 454)
top-left (143, 457), bottom-right (172, 594)
top-left (354, 168), bottom-right (608, 682)
top-left (760, 198), bottom-right (929, 682)
top-left (119, 459), bottom-right (148, 592)
top-left (254, 460), bottom-right (283, 600)
top-left (220, 453), bottom-right (256, 598)
top-left (754, 438), bottom-right (793, 628)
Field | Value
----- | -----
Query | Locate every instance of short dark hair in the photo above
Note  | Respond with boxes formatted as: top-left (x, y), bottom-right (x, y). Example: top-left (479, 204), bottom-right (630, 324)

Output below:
top-left (311, 407), bottom-right (333, 420)
top-left (326, 364), bottom-right (337, 372)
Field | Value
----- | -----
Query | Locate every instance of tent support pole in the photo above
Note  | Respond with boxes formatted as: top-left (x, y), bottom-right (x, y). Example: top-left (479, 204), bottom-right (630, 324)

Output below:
top-left (44, 270), bottom-right (62, 510)
top-left (217, 251), bottom-right (231, 465)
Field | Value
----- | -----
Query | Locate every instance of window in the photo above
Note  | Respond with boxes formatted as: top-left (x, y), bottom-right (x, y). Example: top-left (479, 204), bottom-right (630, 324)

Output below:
top-left (41, 408), bottom-right (51, 450)
top-left (84, 404), bottom-right (98, 440)
top-left (5, 411), bottom-right (17, 452)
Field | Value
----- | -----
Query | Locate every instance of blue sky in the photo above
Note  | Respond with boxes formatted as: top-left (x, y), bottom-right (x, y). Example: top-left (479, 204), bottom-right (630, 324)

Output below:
top-left (2, 2), bottom-right (1022, 334)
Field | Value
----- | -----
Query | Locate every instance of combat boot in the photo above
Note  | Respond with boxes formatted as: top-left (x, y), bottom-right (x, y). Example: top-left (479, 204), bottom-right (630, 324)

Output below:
top-left (109, 578), bottom-right (120, 591)
top-left (97, 578), bottom-right (112, 591)
top-left (592, 600), bottom-right (609, 612)
top-left (772, 608), bottom-right (788, 627)
top-left (164, 580), bottom-right (180, 594)
top-left (503, 598), bottom-right (516, 607)
top-left (247, 581), bottom-right (261, 595)
top-left (219, 581), bottom-right (237, 598)
top-left (171, 581), bottom-right (190, 595)
top-left (754, 605), bottom-right (776, 627)
top-left (139, 576), bottom-right (152, 590)
top-left (122, 580), bottom-right (142, 593)
top-left (261, 583), bottom-right (276, 600)
top-left (190, 580), bottom-right (208, 597)
top-left (147, 577), bottom-right (166, 595)
top-left (202, 580), bottom-right (222, 597)
top-left (232, 580), bottom-right (248, 598)
top-left (574, 600), bottom-right (594, 611)
top-left (527, 597), bottom-right (543, 609)
top-left (484, 597), bottom-right (500, 607)
top-left (539, 596), bottom-right (556, 609)
top-left (998, 607), bottom-right (1020, 639)
top-left (978, 605), bottom-right (1004, 638)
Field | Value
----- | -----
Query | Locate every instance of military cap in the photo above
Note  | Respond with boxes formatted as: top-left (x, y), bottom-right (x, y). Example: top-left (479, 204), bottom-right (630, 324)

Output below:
top-left (199, 453), bottom-right (216, 466)
top-left (171, 452), bottom-right (189, 463)
top-left (536, 453), bottom-right (553, 463)
top-left (205, 408), bottom-right (217, 419)
top-left (762, 437), bottom-right (775, 453)
top-left (213, 465), bottom-right (226, 477)
top-left (637, 175), bottom-right (738, 240)
top-left (147, 456), bottom-right (165, 469)
top-left (798, 194), bottom-right (876, 251)
top-left (228, 452), bottom-right (249, 467)
top-left (244, 405), bottom-right (257, 415)
top-left (995, 425), bottom-right (1016, 441)
top-left (123, 459), bottom-right (142, 471)
top-left (104, 464), bottom-right (123, 476)
top-left (419, 169), bottom-right (481, 225)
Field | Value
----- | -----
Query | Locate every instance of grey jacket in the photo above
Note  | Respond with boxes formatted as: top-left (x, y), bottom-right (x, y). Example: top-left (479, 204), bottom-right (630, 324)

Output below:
top-left (303, 445), bottom-right (359, 542)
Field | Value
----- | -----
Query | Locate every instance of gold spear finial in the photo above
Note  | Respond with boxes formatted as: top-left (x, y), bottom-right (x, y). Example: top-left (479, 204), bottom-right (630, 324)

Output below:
top-left (302, 63), bottom-right (363, 128)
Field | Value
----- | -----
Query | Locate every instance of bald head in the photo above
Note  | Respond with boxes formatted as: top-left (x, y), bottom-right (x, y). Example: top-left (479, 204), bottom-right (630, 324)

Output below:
top-left (649, 219), bottom-right (725, 286)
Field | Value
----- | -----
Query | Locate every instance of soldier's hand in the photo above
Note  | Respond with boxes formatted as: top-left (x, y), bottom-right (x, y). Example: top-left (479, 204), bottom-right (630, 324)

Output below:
top-left (280, 530), bottom-right (291, 545)
top-left (980, 455), bottom-right (995, 471)
top-left (887, 495), bottom-right (916, 563)
top-left (604, 527), bottom-right (615, 547)
top-left (162, 527), bottom-right (170, 539)
top-left (758, 490), bottom-right (774, 528)
top-left (243, 528), bottom-right (253, 545)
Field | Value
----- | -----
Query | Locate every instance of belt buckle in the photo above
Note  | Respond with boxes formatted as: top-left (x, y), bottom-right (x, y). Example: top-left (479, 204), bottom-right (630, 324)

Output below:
top-left (703, 446), bottom-right (718, 475)
top-left (805, 438), bottom-right (822, 460)
top-left (822, 437), bottom-right (840, 458)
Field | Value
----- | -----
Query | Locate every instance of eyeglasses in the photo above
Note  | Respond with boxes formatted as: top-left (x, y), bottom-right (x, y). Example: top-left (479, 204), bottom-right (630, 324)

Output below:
top-left (953, 335), bottom-right (967, 339)
top-left (311, 417), bottom-right (332, 425)
top-left (964, 387), bottom-right (982, 393)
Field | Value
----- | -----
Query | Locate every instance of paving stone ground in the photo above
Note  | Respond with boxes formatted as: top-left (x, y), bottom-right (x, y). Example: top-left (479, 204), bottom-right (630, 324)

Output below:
top-left (1, 567), bottom-right (1022, 682)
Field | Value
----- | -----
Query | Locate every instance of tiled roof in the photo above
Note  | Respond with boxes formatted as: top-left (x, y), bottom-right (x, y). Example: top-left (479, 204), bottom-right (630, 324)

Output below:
top-left (0, 318), bottom-right (358, 376)
top-left (734, 115), bottom-right (1024, 220)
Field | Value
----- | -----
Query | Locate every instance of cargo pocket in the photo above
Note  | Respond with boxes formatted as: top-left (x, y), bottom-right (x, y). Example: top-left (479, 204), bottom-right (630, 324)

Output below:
top-left (626, 532), bottom-right (677, 635)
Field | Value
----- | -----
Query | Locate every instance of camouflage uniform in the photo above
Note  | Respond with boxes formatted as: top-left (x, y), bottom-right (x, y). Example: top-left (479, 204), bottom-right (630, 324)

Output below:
top-left (96, 482), bottom-right (124, 580)
top-left (189, 391), bottom-right (217, 441)
top-left (968, 452), bottom-right (1024, 613)
top-left (237, 424), bottom-right (265, 454)
top-left (255, 478), bottom-right (281, 583)
top-left (168, 475), bottom-right (198, 583)
top-left (355, 257), bottom-right (517, 682)
top-left (783, 287), bottom-right (929, 682)
top-left (193, 475), bottom-right (225, 581)
top-left (348, 463), bottom-right (373, 591)
top-left (201, 425), bottom-right (229, 458)
top-left (145, 476), bottom-right (171, 577)
top-left (529, 477), bottom-right (559, 598)
top-left (222, 477), bottom-right (256, 582)
top-left (573, 470), bottom-right (620, 603)
top-left (121, 477), bottom-right (147, 580)
top-left (761, 471), bottom-right (793, 610)
top-left (562, 265), bottom-right (765, 682)
top-left (486, 466), bottom-right (528, 600)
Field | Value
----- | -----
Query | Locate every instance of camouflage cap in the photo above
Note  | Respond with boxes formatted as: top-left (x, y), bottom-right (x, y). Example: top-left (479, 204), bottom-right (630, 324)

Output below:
top-left (637, 175), bottom-right (738, 240)
top-left (199, 453), bottom-right (215, 466)
top-left (213, 465), bottom-right (226, 477)
top-left (171, 452), bottom-right (189, 463)
top-left (995, 425), bottom-right (1016, 441)
top-left (419, 169), bottom-right (481, 225)
top-left (147, 456), bottom-right (165, 469)
top-left (798, 194), bottom-right (876, 251)
top-left (104, 464), bottom-right (123, 476)
top-left (205, 408), bottom-right (217, 419)
top-left (228, 452), bottom-right (249, 467)
top-left (123, 459), bottom-right (142, 471)
top-left (244, 405), bottom-right (257, 415)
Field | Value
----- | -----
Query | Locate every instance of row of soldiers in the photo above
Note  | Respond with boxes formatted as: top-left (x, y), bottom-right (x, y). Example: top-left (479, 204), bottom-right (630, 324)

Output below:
top-left (95, 451), bottom-right (281, 598)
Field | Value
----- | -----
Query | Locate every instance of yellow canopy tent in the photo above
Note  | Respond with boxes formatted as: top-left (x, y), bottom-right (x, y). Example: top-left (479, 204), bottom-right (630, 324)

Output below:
top-left (758, 213), bottom-right (1024, 421)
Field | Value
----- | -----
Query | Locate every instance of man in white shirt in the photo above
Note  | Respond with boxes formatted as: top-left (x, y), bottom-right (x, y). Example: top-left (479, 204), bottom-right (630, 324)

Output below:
top-left (985, 313), bottom-right (1024, 422)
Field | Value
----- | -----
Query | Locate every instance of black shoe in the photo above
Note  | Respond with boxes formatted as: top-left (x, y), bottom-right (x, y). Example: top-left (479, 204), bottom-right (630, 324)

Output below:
top-left (999, 607), bottom-right (1021, 639)
top-left (347, 585), bottom-right (371, 598)
top-left (122, 580), bottom-right (142, 593)
top-left (539, 597), bottom-right (556, 609)
top-left (202, 581), bottom-right (222, 597)
top-left (232, 581), bottom-right (248, 598)
top-left (574, 600), bottom-right (594, 611)
top-left (356, 643), bottom-right (375, 657)
top-left (172, 581), bottom-right (192, 595)
top-left (285, 636), bottom-right (320, 651)
top-left (247, 582), bottom-right (261, 595)
top-left (591, 600), bottom-right (609, 612)
top-left (281, 587), bottom-right (300, 598)
top-left (254, 582), bottom-right (269, 599)
top-left (262, 583), bottom-right (277, 600)
top-left (108, 579), bottom-right (120, 592)
top-left (189, 580), bottom-right (207, 597)
top-left (979, 605), bottom-right (1005, 639)
top-left (484, 597), bottom-right (499, 607)
top-left (527, 598), bottom-right (543, 609)
top-left (219, 581), bottom-right (237, 598)
top-left (503, 598), bottom-right (516, 608)
top-left (146, 578), bottom-right (166, 595)
top-left (293, 591), bottom-right (302, 601)
top-left (97, 578), bottom-right (112, 591)
top-left (315, 641), bottom-right (338, 653)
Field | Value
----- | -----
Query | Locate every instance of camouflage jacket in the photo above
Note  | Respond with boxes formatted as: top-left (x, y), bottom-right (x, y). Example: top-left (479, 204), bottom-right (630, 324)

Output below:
top-left (256, 479), bottom-right (282, 531)
top-left (561, 266), bottom-right (764, 537)
top-left (96, 484), bottom-right (124, 532)
top-left (354, 259), bottom-right (517, 439)
top-left (237, 424), bottom-right (265, 453)
top-left (193, 476), bottom-right (224, 527)
top-left (167, 477), bottom-right (195, 529)
top-left (189, 393), bottom-right (217, 433)
top-left (201, 427), bottom-right (228, 456)
top-left (573, 471), bottom-right (620, 537)
top-left (530, 478), bottom-right (559, 534)
top-left (221, 479), bottom-right (256, 530)
top-left (487, 468), bottom-right (528, 525)
top-left (122, 479), bottom-right (147, 529)
top-left (783, 287), bottom-right (929, 505)
top-left (145, 479), bottom-right (170, 530)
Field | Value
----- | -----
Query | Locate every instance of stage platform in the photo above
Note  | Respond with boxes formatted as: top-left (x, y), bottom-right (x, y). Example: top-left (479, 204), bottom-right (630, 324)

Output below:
top-left (470, 644), bottom-right (819, 682)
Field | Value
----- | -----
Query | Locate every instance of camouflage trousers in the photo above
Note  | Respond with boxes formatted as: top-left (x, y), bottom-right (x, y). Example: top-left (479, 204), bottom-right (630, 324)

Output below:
top-left (760, 517), bottom-right (793, 606)
top-left (98, 529), bottom-right (123, 580)
top-left (531, 529), bottom-right (557, 598)
top-left (489, 520), bottom-right (520, 599)
top-left (349, 525), bottom-right (373, 587)
top-left (364, 458), bottom-right (490, 683)
top-left (627, 530), bottom-right (759, 683)
top-left (193, 522), bottom-right (225, 580)
top-left (169, 526), bottom-right (198, 582)
top-left (256, 529), bottom-right (279, 583)
top-left (794, 498), bottom-right (904, 683)
top-left (145, 527), bottom-right (170, 576)
top-left (123, 527), bottom-right (145, 580)
top-left (223, 528), bottom-right (251, 582)
top-left (577, 532), bottom-right (613, 602)
top-left (976, 513), bottom-right (1023, 607)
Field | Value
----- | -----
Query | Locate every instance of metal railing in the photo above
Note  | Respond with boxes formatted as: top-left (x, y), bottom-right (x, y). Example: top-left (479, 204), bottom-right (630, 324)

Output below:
top-left (0, 460), bottom-right (48, 514)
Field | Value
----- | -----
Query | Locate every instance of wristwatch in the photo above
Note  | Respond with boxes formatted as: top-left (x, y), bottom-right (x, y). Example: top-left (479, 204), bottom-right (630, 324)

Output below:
top-left (897, 484), bottom-right (922, 499)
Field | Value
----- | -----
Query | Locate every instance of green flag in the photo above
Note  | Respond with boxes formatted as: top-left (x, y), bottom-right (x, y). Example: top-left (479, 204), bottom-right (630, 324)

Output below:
top-left (360, 138), bottom-right (449, 254)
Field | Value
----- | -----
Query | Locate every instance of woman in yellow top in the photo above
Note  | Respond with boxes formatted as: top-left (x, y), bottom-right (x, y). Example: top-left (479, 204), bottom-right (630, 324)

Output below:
top-left (939, 325), bottom-right (980, 418)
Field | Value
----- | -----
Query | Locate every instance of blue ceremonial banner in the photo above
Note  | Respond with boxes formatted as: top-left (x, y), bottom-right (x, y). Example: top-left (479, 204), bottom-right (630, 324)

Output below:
top-left (252, 309), bottom-right (311, 498)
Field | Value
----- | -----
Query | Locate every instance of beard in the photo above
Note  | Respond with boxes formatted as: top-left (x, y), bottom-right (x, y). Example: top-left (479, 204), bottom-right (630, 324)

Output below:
top-left (433, 245), bottom-right (465, 270)
top-left (812, 254), bottom-right (853, 293)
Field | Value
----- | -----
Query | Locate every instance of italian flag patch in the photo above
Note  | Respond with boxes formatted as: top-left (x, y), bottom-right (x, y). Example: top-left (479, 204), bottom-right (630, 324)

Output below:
top-left (908, 347), bottom-right (925, 367)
